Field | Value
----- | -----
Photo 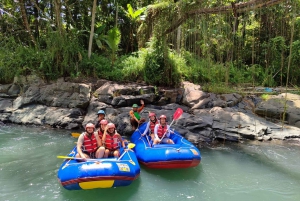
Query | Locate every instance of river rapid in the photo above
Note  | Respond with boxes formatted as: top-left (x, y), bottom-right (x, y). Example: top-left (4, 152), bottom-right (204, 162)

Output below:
top-left (0, 124), bottom-right (300, 201)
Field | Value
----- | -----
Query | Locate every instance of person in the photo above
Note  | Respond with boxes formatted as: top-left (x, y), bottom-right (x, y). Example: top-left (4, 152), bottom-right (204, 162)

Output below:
top-left (142, 112), bottom-right (159, 141)
top-left (102, 123), bottom-right (125, 158)
top-left (76, 123), bottom-right (105, 161)
top-left (97, 119), bottom-right (108, 138)
top-left (95, 110), bottom-right (106, 129)
top-left (129, 100), bottom-right (146, 130)
top-left (153, 115), bottom-right (174, 145)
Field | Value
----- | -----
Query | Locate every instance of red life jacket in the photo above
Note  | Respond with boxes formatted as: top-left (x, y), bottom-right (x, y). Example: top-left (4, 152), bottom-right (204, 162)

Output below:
top-left (83, 133), bottom-right (98, 153)
top-left (157, 124), bottom-right (168, 138)
top-left (149, 120), bottom-right (159, 134)
top-left (98, 129), bottom-right (104, 138)
top-left (105, 133), bottom-right (120, 150)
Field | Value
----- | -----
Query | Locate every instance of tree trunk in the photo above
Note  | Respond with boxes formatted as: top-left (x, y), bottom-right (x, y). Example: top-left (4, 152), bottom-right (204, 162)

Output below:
top-left (54, 0), bottom-right (63, 35)
top-left (88, 0), bottom-right (97, 59)
top-left (19, 0), bottom-right (36, 46)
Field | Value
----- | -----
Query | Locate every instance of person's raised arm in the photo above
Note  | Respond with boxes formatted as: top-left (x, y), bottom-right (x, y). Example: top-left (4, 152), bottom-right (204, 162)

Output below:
top-left (102, 125), bottom-right (108, 147)
top-left (137, 100), bottom-right (144, 112)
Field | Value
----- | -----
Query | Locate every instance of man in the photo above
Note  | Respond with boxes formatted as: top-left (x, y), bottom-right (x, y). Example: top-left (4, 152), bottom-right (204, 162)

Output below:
top-left (95, 110), bottom-right (106, 129)
top-left (76, 123), bottom-right (105, 161)
top-left (153, 115), bottom-right (174, 145)
top-left (129, 99), bottom-right (146, 130)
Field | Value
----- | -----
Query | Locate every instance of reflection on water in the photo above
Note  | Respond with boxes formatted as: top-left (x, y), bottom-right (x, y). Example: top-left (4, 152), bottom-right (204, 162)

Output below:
top-left (0, 124), bottom-right (300, 201)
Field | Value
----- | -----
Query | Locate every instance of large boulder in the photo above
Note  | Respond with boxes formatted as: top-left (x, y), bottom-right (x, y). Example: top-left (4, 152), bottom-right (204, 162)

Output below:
top-left (255, 93), bottom-right (300, 128)
top-left (13, 80), bottom-right (91, 110)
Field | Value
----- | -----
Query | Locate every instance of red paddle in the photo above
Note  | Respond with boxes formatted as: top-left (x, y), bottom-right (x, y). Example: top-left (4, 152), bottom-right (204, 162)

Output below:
top-left (159, 108), bottom-right (183, 142)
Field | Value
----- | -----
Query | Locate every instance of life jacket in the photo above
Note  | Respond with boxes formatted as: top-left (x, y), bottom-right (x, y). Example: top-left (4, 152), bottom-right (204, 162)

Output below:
top-left (157, 124), bottom-right (168, 138)
top-left (133, 111), bottom-right (141, 120)
top-left (98, 129), bottom-right (104, 138)
top-left (104, 133), bottom-right (120, 150)
top-left (149, 120), bottom-right (159, 134)
top-left (83, 133), bottom-right (98, 153)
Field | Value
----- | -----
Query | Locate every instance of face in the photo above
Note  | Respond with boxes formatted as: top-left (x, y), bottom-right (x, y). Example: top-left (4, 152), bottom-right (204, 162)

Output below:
top-left (100, 124), bottom-right (107, 130)
top-left (86, 127), bottom-right (94, 134)
top-left (160, 118), bottom-right (166, 124)
top-left (108, 128), bottom-right (115, 133)
top-left (150, 116), bottom-right (155, 121)
top-left (133, 107), bottom-right (138, 111)
top-left (98, 114), bottom-right (105, 120)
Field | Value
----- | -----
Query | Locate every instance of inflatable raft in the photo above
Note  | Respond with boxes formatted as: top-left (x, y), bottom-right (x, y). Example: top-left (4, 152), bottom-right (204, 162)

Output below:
top-left (131, 123), bottom-right (201, 169)
top-left (57, 146), bottom-right (140, 190)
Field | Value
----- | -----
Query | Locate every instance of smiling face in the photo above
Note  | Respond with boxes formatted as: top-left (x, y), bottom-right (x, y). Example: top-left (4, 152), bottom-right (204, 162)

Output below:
top-left (150, 116), bottom-right (156, 121)
top-left (86, 127), bottom-right (94, 134)
top-left (108, 127), bottom-right (115, 134)
top-left (160, 118), bottom-right (166, 125)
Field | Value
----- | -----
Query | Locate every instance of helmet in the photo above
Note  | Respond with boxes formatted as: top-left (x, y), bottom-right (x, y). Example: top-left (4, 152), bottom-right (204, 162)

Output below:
top-left (159, 115), bottom-right (167, 119)
top-left (149, 112), bottom-right (156, 117)
top-left (97, 110), bottom-right (105, 115)
top-left (132, 104), bottom-right (138, 108)
top-left (107, 123), bottom-right (115, 129)
top-left (85, 123), bottom-right (95, 130)
top-left (100, 119), bottom-right (108, 125)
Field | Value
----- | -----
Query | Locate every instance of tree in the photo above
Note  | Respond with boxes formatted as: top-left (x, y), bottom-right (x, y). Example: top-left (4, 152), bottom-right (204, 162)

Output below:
top-left (88, 0), bottom-right (97, 59)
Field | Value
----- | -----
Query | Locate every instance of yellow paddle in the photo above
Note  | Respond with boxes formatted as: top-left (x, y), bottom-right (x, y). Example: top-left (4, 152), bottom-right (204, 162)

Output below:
top-left (57, 143), bottom-right (135, 160)
top-left (71, 132), bottom-right (81, 138)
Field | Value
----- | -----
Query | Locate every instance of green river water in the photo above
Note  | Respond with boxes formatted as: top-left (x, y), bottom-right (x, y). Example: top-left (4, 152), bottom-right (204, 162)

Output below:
top-left (0, 124), bottom-right (300, 201)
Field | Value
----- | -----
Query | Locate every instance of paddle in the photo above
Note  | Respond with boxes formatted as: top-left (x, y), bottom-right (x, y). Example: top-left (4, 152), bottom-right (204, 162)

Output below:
top-left (159, 108), bottom-right (183, 143)
top-left (71, 132), bottom-right (81, 138)
top-left (57, 143), bottom-right (136, 161)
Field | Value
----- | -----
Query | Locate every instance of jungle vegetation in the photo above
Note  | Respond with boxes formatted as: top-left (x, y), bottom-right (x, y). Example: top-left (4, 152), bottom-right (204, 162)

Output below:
top-left (0, 0), bottom-right (299, 91)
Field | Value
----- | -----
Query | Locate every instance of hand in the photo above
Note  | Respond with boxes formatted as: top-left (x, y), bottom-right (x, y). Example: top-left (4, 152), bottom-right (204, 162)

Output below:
top-left (80, 155), bottom-right (87, 162)
top-left (140, 99), bottom-right (144, 105)
top-left (142, 133), bottom-right (146, 136)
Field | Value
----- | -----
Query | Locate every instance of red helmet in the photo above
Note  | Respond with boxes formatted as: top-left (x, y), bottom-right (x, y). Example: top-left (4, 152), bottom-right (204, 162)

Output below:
top-left (107, 123), bottom-right (115, 129)
top-left (149, 112), bottom-right (156, 117)
top-left (100, 119), bottom-right (108, 125)
top-left (85, 123), bottom-right (95, 130)
top-left (159, 115), bottom-right (167, 119)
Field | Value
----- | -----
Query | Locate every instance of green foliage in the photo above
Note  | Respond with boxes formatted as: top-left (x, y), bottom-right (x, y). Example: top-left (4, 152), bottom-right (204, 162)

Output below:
top-left (144, 38), bottom-right (182, 87)
top-left (125, 4), bottom-right (146, 21)
top-left (104, 27), bottom-right (121, 65)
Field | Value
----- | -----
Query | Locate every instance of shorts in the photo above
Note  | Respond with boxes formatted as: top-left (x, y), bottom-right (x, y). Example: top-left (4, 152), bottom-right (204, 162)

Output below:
top-left (107, 149), bottom-right (120, 157)
top-left (83, 147), bottom-right (100, 159)
top-left (161, 137), bottom-right (171, 144)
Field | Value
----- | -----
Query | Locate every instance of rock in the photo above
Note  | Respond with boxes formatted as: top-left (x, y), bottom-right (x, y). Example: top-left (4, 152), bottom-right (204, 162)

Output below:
top-left (255, 93), bottom-right (300, 129)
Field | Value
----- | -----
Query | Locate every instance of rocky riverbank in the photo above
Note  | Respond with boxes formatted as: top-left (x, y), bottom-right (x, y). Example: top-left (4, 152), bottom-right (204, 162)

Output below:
top-left (1, 75), bottom-right (300, 146)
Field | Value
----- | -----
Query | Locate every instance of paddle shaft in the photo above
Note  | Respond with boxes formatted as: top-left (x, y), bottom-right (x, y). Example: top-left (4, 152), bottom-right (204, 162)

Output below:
top-left (159, 119), bottom-right (175, 142)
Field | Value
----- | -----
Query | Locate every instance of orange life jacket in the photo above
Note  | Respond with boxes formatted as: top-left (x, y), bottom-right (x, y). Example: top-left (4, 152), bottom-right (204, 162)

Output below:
top-left (157, 124), bottom-right (168, 138)
top-left (104, 133), bottom-right (120, 150)
top-left (83, 133), bottom-right (98, 153)
top-left (149, 120), bottom-right (159, 134)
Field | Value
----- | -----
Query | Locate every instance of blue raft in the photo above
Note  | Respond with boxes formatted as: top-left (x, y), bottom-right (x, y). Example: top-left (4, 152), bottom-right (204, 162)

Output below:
top-left (131, 123), bottom-right (201, 169)
top-left (57, 146), bottom-right (140, 190)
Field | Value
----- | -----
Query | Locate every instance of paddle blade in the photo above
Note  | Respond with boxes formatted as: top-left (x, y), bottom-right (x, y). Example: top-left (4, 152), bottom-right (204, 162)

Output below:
top-left (71, 132), bottom-right (81, 138)
top-left (127, 143), bottom-right (135, 149)
top-left (173, 108), bottom-right (183, 120)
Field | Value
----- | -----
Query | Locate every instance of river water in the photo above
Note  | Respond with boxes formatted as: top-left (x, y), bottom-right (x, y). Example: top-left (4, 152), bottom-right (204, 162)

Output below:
top-left (0, 124), bottom-right (300, 201)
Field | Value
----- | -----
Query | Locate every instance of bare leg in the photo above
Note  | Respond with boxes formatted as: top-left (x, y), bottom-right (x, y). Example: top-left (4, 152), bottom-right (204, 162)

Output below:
top-left (104, 149), bottom-right (110, 158)
top-left (113, 150), bottom-right (120, 158)
top-left (96, 146), bottom-right (105, 158)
